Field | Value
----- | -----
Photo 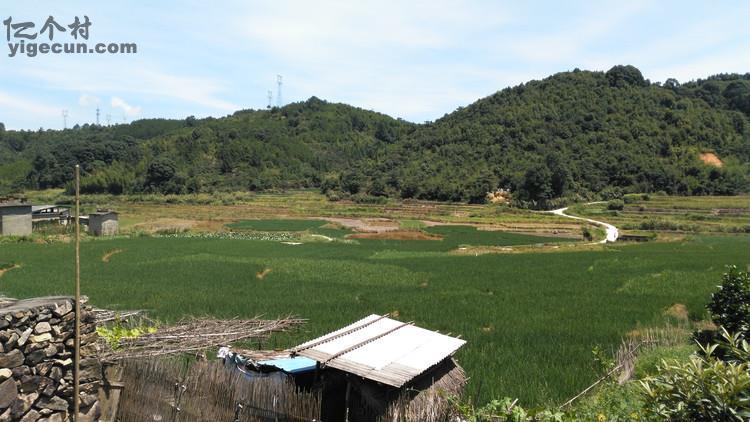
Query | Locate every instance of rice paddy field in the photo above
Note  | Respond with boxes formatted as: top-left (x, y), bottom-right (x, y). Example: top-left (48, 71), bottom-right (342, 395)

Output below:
top-left (2, 213), bottom-right (750, 406)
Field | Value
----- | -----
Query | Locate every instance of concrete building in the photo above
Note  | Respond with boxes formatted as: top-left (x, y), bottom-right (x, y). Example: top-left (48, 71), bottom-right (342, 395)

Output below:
top-left (88, 210), bottom-right (119, 236)
top-left (32, 205), bottom-right (70, 225)
top-left (0, 202), bottom-right (33, 236)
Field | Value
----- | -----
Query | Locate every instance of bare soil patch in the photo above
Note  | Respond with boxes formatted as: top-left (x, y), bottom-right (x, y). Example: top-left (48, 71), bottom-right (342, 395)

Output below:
top-left (102, 249), bottom-right (124, 263)
top-left (0, 264), bottom-right (20, 278)
top-left (256, 268), bottom-right (272, 280)
top-left (699, 152), bottom-right (723, 167)
top-left (452, 242), bottom-right (610, 255)
top-left (663, 303), bottom-right (689, 321)
top-left (325, 217), bottom-right (400, 232)
top-left (347, 230), bottom-right (442, 241)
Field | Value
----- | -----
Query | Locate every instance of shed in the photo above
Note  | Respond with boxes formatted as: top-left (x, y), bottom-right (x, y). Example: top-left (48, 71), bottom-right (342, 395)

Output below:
top-left (88, 210), bottom-right (118, 236)
top-left (291, 314), bottom-right (467, 420)
top-left (32, 205), bottom-right (70, 224)
top-left (0, 202), bottom-right (32, 236)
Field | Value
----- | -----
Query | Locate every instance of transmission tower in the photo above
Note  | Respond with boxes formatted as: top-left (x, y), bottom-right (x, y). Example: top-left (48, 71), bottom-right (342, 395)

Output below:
top-left (62, 110), bottom-right (68, 129)
top-left (276, 75), bottom-right (283, 108)
top-left (267, 90), bottom-right (273, 109)
top-left (106, 114), bottom-right (111, 126)
top-left (96, 107), bottom-right (100, 125)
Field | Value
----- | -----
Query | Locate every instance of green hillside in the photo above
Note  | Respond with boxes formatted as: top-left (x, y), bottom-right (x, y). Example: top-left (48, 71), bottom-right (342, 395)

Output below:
top-left (1, 65), bottom-right (749, 206)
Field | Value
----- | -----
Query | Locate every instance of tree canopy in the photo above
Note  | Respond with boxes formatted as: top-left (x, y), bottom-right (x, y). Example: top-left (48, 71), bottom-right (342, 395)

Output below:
top-left (1, 66), bottom-right (749, 205)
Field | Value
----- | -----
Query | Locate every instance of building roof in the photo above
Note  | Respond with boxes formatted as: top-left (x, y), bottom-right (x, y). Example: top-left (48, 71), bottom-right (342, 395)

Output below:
top-left (257, 356), bottom-right (317, 374)
top-left (89, 210), bottom-right (118, 216)
top-left (0, 202), bottom-right (31, 209)
top-left (32, 205), bottom-right (69, 212)
top-left (291, 314), bottom-right (466, 387)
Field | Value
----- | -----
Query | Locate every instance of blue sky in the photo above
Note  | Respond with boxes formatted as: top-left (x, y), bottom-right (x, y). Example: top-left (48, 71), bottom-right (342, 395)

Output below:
top-left (2, 1), bottom-right (750, 130)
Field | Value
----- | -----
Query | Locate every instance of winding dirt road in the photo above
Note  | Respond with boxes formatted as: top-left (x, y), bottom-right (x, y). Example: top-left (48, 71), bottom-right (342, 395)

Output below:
top-left (550, 203), bottom-right (619, 243)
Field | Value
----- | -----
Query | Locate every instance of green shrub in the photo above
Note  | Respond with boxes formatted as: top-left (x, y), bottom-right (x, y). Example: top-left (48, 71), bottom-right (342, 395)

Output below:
top-left (707, 266), bottom-right (750, 338)
top-left (607, 200), bottom-right (625, 211)
top-left (450, 397), bottom-right (564, 421)
top-left (351, 193), bottom-right (388, 204)
top-left (581, 226), bottom-right (593, 241)
top-left (640, 329), bottom-right (750, 421)
top-left (325, 190), bottom-right (344, 201)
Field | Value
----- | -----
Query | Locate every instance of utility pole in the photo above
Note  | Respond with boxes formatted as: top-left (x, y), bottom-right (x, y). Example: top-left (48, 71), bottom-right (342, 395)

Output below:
top-left (73, 165), bottom-right (81, 422)
top-left (62, 110), bottom-right (68, 129)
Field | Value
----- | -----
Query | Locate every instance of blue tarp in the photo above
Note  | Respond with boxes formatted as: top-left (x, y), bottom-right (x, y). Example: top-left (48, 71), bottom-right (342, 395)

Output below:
top-left (257, 356), bottom-right (317, 374)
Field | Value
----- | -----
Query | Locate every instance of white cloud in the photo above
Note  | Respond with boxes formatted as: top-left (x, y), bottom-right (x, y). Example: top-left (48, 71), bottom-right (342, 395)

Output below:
top-left (78, 94), bottom-right (100, 107)
top-left (22, 61), bottom-right (238, 113)
top-left (0, 91), bottom-right (60, 117)
top-left (509, 1), bottom-right (648, 63)
top-left (111, 96), bottom-right (141, 117)
top-left (134, 69), bottom-right (238, 111)
top-left (238, 0), bottom-right (505, 63)
top-left (0, 91), bottom-right (61, 129)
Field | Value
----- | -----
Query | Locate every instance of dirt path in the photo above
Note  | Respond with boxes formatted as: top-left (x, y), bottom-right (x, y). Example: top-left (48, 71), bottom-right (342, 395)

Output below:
top-left (549, 202), bottom-right (619, 243)
top-left (0, 264), bottom-right (20, 278)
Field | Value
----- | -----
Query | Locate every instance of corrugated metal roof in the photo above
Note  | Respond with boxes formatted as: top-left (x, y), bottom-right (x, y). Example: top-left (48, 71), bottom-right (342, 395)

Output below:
top-left (292, 314), bottom-right (465, 387)
top-left (32, 205), bottom-right (68, 212)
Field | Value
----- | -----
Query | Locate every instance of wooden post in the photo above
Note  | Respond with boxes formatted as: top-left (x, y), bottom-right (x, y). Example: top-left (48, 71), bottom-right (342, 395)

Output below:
top-left (98, 364), bottom-right (125, 421)
top-left (344, 379), bottom-right (351, 422)
top-left (74, 164), bottom-right (81, 421)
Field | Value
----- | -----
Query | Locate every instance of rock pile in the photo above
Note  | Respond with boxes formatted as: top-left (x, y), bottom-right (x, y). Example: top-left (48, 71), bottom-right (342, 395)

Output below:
top-left (0, 297), bottom-right (100, 421)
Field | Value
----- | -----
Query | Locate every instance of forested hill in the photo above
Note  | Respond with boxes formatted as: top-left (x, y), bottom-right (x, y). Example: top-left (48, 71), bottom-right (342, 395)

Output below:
top-left (1, 65), bottom-right (749, 205)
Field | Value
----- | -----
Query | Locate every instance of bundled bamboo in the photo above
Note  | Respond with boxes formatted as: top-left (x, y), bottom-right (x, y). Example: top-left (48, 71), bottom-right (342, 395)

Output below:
top-left (99, 317), bottom-right (306, 361)
top-left (92, 308), bottom-right (145, 323)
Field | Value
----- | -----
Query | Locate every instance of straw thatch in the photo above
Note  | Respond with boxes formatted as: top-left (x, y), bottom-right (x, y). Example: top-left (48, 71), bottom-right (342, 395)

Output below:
top-left (380, 358), bottom-right (467, 421)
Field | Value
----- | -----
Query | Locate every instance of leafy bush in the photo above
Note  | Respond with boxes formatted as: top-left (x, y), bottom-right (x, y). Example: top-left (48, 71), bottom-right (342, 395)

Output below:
top-left (581, 226), bottom-right (594, 241)
top-left (96, 318), bottom-right (157, 350)
top-left (351, 193), bottom-right (388, 204)
top-left (607, 199), bottom-right (625, 211)
top-left (450, 397), bottom-right (564, 421)
top-left (707, 266), bottom-right (750, 338)
top-left (640, 329), bottom-right (750, 421)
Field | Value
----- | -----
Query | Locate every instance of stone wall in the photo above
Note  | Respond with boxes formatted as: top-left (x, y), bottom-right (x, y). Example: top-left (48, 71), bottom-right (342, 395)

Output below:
top-left (0, 297), bottom-right (101, 421)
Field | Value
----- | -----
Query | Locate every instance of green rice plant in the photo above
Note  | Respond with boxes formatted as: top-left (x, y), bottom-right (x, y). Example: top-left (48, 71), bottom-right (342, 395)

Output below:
top-left (399, 219), bottom-right (427, 230)
top-left (226, 219), bottom-right (326, 231)
top-left (0, 232), bottom-right (748, 406)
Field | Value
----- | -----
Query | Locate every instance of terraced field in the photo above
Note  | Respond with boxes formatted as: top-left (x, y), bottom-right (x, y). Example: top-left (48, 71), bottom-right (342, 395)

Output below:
top-left (569, 195), bottom-right (750, 235)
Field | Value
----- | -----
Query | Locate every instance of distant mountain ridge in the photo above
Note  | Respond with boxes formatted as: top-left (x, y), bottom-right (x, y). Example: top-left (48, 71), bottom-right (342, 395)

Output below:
top-left (1, 65), bottom-right (749, 205)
